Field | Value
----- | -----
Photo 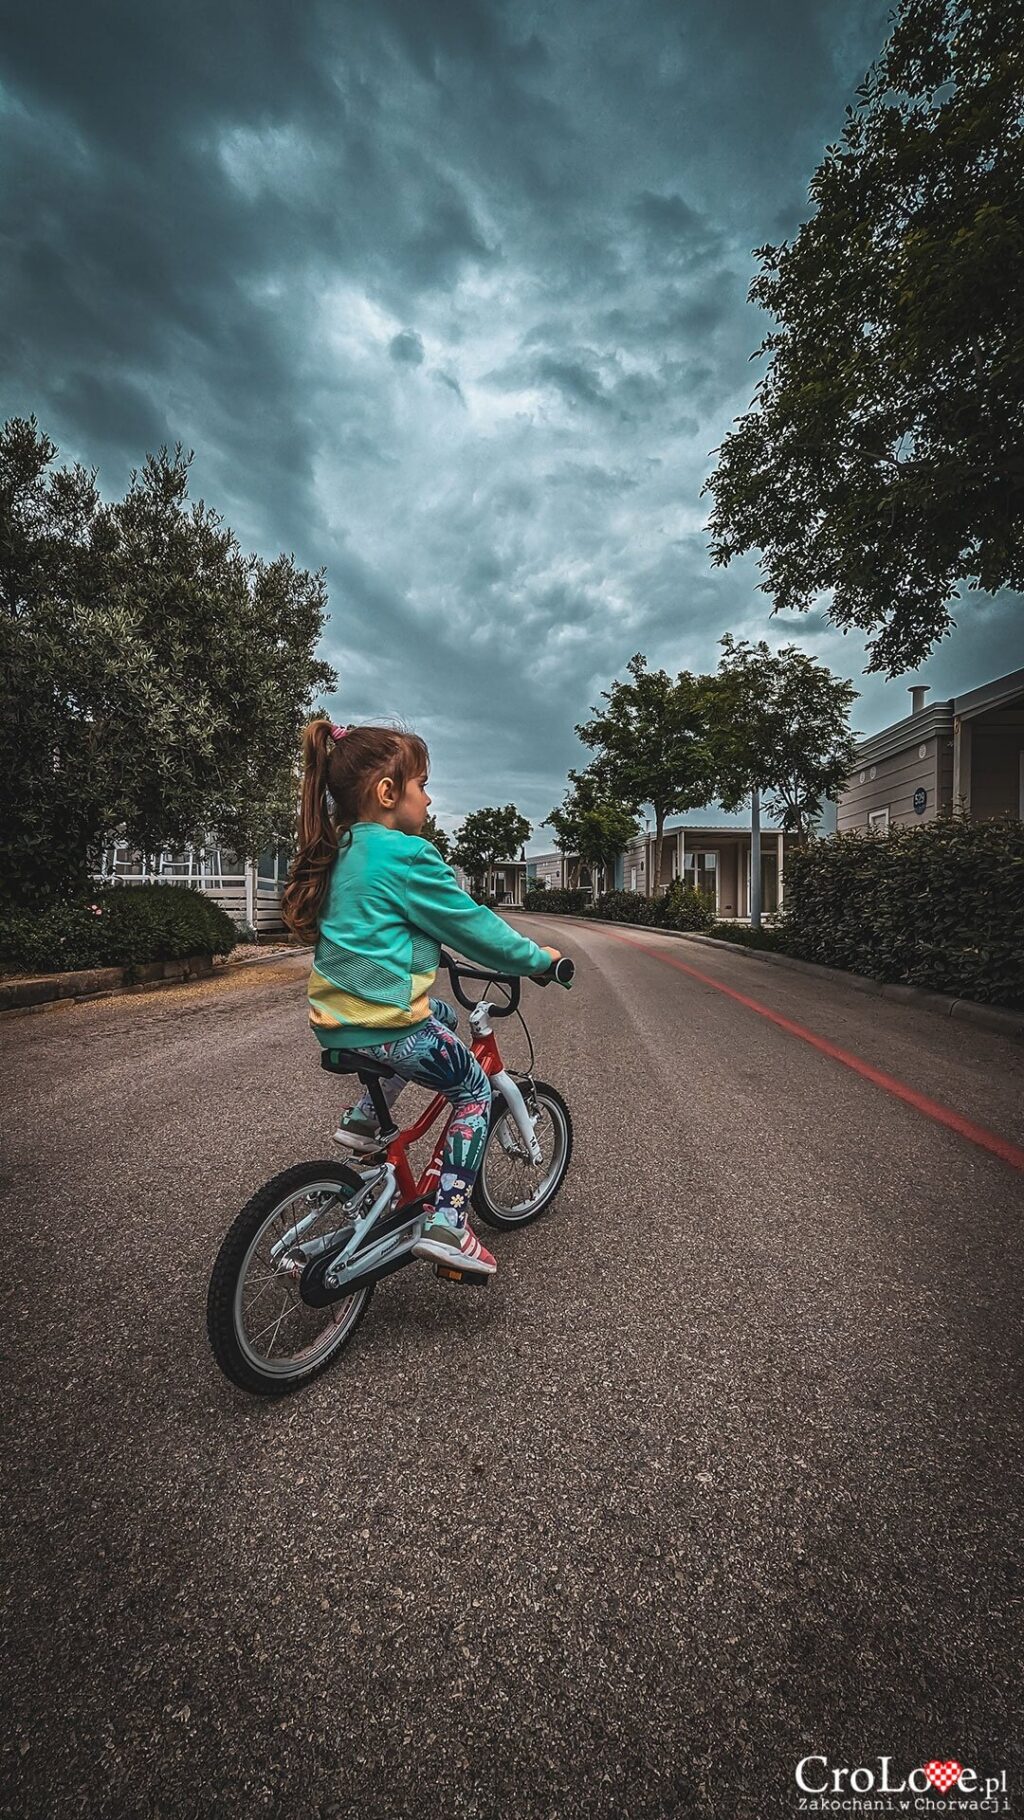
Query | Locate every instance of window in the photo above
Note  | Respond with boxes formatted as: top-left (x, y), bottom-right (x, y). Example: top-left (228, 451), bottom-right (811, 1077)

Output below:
top-left (868, 808), bottom-right (890, 833)
top-left (629, 866), bottom-right (637, 891)
top-left (684, 850), bottom-right (718, 910)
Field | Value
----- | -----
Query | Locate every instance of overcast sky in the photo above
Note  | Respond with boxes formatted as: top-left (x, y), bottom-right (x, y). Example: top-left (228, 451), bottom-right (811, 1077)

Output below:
top-left (3, 0), bottom-right (1021, 846)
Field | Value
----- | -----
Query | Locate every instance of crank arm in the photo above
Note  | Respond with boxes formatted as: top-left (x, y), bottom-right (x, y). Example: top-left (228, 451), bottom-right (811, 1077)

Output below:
top-left (325, 1213), bottom-right (424, 1291)
top-left (300, 1209), bottom-right (427, 1306)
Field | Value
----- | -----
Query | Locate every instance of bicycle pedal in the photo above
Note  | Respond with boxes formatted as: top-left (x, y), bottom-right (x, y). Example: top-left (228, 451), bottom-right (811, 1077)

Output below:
top-left (435, 1264), bottom-right (489, 1287)
top-left (333, 1135), bottom-right (386, 1159)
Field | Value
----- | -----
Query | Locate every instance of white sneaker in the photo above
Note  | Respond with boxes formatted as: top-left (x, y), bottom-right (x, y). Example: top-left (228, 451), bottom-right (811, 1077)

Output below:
top-left (412, 1217), bottom-right (497, 1275)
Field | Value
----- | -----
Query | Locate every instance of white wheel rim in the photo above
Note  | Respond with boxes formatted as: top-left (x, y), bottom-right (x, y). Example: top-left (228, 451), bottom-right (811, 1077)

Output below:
top-left (232, 1178), bottom-right (367, 1378)
top-left (480, 1098), bottom-right (567, 1219)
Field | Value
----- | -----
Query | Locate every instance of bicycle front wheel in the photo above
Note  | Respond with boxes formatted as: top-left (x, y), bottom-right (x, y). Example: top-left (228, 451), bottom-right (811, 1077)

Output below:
top-left (207, 1160), bottom-right (373, 1397)
top-left (472, 1080), bottom-right (573, 1229)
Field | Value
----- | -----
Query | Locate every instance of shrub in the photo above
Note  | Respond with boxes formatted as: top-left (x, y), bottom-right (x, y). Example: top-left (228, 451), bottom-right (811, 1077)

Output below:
top-left (780, 817), bottom-right (1024, 1005)
top-left (651, 880), bottom-right (716, 932)
top-left (523, 888), bottom-right (591, 914)
top-left (0, 883), bottom-right (240, 973)
top-left (707, 921), bottom-right (785, 951)
top-left (587, 889), bottom-right (658, 925)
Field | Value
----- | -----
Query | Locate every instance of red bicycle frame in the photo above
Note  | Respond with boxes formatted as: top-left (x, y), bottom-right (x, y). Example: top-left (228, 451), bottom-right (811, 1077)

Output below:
top-left (385, 1024), bottom-right (505, 1207)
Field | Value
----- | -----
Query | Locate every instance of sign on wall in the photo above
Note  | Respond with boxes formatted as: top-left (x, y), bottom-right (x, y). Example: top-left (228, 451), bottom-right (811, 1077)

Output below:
top-left (913, 787), bottom-right (927, 815)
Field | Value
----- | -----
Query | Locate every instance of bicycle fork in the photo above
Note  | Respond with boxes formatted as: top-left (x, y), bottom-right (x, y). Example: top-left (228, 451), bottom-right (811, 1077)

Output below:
top-left (491, 1070), bottom-right (544, 1164)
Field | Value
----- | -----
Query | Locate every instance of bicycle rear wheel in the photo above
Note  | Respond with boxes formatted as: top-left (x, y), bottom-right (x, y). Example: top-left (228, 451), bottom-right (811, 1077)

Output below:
top-left (207, 1160), bottom-right (373, 1397)
top-left (472, 1080), bottom-right (573, 1229)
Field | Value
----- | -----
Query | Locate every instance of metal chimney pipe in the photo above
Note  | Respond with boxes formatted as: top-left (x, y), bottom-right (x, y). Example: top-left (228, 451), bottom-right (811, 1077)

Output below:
top-left (909, 685), bottom-right (929, 715)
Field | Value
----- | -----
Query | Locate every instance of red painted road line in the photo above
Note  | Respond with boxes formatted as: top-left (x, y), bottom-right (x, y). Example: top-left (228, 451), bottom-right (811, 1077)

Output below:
top-left (598, 928), bottom-right (1024, 1175)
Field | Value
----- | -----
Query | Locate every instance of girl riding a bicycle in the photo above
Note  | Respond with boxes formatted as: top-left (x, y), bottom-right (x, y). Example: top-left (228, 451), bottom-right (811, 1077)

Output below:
top-left (282, 718), bottom-right (560, 1278)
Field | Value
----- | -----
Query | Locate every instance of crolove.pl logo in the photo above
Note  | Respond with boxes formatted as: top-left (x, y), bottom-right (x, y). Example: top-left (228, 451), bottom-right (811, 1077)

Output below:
top-left (794, 1757), bottom-right (1011, 1813)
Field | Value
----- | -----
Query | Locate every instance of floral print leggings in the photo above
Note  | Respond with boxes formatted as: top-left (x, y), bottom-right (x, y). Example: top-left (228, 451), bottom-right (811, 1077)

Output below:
top-left (348, 999), bottom-right (491, 1229)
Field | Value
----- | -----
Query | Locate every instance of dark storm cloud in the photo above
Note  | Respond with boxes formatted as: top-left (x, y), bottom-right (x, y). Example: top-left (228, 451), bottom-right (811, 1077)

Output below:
top-left (389, 331), bottom-right (426, 366)
top-left (7, 0), bottom-right (1013, 843)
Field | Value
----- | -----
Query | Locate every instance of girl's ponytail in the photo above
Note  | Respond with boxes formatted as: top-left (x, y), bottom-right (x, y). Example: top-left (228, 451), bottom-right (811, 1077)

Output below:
top-left (281, 719), bottom-right (343, 944)
top-left (281, 717), bottom-right (430, 946)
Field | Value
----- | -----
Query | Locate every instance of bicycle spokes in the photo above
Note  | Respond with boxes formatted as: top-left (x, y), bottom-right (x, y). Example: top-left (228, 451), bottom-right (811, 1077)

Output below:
top-left (235, 1182), bottom-right (362, 1372)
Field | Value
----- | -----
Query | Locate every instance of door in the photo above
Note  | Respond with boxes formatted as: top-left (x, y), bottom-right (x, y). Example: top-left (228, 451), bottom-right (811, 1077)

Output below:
top-left (744, 849), bottom-right (779, 914)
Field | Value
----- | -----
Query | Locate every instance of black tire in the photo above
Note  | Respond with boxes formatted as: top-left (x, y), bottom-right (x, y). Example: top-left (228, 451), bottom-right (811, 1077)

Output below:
top-left (207, 1160), bottom-right (374, 1397)
top-left (472, 1080), bottom-right (573, 1229)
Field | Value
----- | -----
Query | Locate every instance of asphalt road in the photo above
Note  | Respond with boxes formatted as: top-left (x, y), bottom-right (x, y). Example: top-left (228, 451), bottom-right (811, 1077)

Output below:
top-left (2, 917), bottom-right (1022, 1820)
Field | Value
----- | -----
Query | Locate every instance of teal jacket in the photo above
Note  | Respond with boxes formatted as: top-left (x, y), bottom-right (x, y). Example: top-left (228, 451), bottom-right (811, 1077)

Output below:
top-left (308, 821), bottom-right (550, 1048)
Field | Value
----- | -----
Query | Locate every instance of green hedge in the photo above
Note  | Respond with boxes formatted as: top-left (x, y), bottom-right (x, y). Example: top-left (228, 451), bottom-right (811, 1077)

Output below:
top-left (523, 882), bottom-right (715, 933)
top-left (781, 818), bottom-right (1024, 1005)
top-left (707, 921), bottom-right (785, 952)
top-left (587, 888), bottom-right (658, 925)
top-left (0, 884), bottom-right (240, 974)
top-left (524, 888), bottom-right (591, 914)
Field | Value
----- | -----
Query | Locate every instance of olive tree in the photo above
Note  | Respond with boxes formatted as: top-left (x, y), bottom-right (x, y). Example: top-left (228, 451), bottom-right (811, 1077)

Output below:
top-left (0, 418), bottom-right (335, 907)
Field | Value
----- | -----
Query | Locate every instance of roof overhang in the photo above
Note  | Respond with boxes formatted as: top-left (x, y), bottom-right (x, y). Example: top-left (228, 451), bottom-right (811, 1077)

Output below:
top-left (851, 701), bottom-right (955, 767)
top-left (624, 825), bottom-right (789, 847)
top-left (953, 666), bottom-right (1024, 721)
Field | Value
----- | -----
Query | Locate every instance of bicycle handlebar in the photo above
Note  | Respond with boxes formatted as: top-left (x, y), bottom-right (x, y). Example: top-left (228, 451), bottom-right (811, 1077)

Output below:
top-left (439, 949), bottom-right (574, 1017)
top-left (537, 956), bottom-right (575, 989)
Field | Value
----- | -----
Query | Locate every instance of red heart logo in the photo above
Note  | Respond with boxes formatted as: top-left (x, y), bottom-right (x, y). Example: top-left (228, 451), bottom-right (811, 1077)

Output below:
top-left (924, 1761), bottom-right (963, 1794)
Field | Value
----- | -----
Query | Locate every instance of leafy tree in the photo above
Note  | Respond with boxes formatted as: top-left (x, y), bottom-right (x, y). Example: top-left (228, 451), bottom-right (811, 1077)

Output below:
top-left (704, 0), bottom-right (1024, 675)
top-left (708, 636), bottom-right (858, 925)
top-left (452, 804), bottom-right (531, 898)
top-left (544, 769), bottom-right (591, 889)
top-left (575, 656), bottom-right (716, 896)
top-left (544, 768), bottom-right (639, 893)
top-left (421, 812), bottom-right (452, 865)
top-left (0, 418), bottom-right (335, 908)
top-left (710, 636), bottom-right (858, 834)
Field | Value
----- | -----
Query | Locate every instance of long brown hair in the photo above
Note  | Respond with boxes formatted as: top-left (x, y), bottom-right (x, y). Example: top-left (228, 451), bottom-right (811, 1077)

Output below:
top-left (281, 719), bottom-right (430, 944)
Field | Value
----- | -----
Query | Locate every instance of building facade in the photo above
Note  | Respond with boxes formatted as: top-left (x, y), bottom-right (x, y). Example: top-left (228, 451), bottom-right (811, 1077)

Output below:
top-left (450, 861), bottom-right (528, 907)
top-left (837, 669), bottom-right (1024, 833)
top-left (526, 852), bottom-right (601, 895)
top-left (94, 837), bottom-right (291, 933)
top-left (619, 824), bottom-right (798, 918)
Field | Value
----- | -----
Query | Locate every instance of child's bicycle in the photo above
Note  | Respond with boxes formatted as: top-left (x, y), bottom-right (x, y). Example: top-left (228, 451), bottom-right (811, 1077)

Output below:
top-left (206, 948), bottom-right (575, 1396)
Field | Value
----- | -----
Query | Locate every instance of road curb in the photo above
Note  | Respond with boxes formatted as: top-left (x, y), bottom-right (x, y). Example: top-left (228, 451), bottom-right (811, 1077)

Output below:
top-left (521, 912), bottom-right (1024, 1042)
top-left (0, 945), bottom-right (312, 1020)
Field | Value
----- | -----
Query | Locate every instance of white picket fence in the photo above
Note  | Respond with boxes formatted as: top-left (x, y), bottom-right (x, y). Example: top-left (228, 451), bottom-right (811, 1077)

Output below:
top-left (93, 844), bottom-right (288, 934)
